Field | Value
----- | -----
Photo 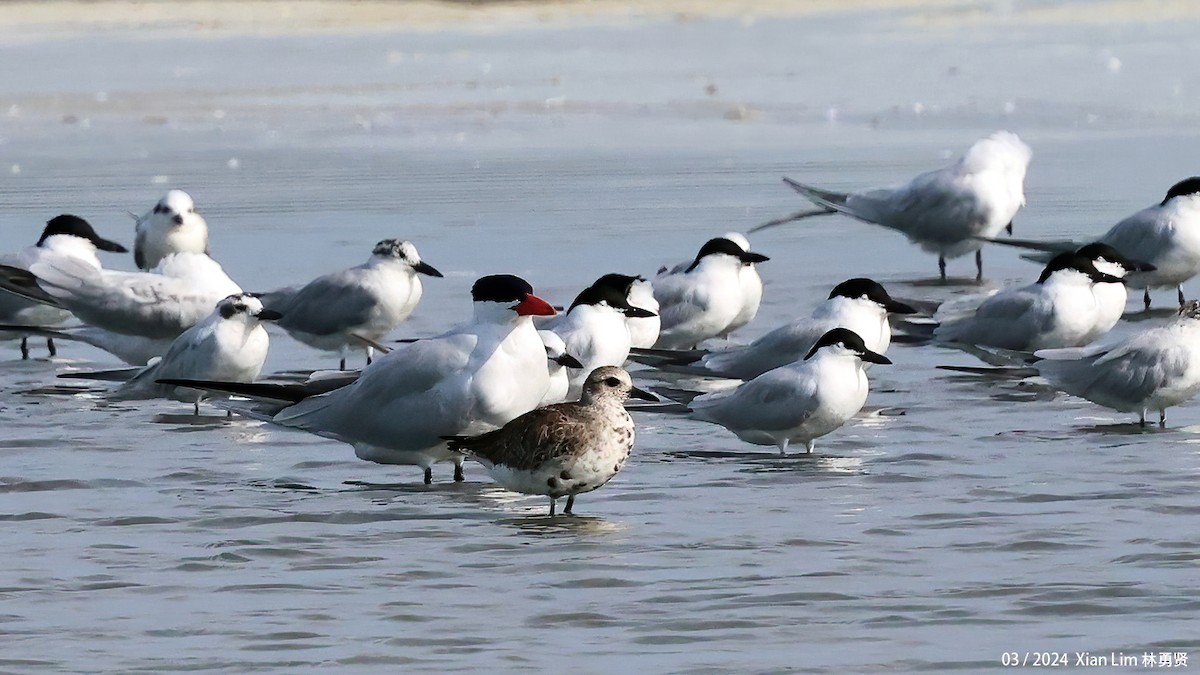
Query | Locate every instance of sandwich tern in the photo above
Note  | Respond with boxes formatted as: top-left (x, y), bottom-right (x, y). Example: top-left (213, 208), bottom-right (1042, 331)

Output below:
top-left (653, 236), bottom-right (770, 349)
top-left (631, 278), bottom-right (914, 379)
top-left (754, 131), bottom-right (1031, 281)
top-left (262, 239), bottom-right (442, 369)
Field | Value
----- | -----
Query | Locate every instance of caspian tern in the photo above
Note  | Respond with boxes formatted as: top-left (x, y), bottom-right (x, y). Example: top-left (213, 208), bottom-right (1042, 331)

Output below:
top-left (160, 274), bottom-right (557, 484)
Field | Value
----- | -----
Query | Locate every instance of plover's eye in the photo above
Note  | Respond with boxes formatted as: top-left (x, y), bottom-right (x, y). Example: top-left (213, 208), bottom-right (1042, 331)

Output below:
top-left (604, 377), bottom-right (621, 387)
top-left (234, 304), bottom-right (246, 312)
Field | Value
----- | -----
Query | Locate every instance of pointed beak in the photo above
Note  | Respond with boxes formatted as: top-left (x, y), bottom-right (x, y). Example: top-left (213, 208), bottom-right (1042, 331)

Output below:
top-left (552, 353), bottom-right (584, 369)
top-left (622, 305), bottom-right (658, 318)
top-left (884, 298), bottom-right (918, 314)
top-left (93, 237), bottom-right (129, 253)
top-left (629, 386), bottom-right (658, 401)
top-left (860, 349), bottom-right (892, 365)
top-left (514, 293), bottom-right (556, 317)
top-left (1131, 260), bottom-right (1157, 272)
top-left (256, 309), bottom-right (283, 321)
top-left (413, 261), bottom-right (443, 278)
top-left (172, 214), bottom-right (184, 225)
top-left (739, 251), bottom-right (770, 264)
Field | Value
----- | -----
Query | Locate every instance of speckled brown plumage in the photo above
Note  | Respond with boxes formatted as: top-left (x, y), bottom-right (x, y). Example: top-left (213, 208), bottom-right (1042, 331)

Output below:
top-left (446, 366), bottom-right (651, 515)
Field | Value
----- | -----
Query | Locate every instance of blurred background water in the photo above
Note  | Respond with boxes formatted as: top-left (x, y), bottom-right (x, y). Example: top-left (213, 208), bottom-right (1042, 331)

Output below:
top-left (1, 1), bottom-right (1199, 671)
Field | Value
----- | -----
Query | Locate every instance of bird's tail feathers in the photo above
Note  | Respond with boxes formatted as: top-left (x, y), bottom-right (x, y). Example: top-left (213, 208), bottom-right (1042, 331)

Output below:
top-left (58, 367), bottom-right (140, 383)
top-left (0, 266), bottom-right (63, 308)
top-left (627, 346), bottom-right (708, 367)
top-left (155, 378), bottom-right (311, 403)
top-left (936, 364), bottom-right (1039, 378)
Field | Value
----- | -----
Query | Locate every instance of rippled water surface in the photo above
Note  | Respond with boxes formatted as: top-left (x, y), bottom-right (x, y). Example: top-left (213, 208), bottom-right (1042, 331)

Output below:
top-left (3, 3), bottom-right (1200, 672)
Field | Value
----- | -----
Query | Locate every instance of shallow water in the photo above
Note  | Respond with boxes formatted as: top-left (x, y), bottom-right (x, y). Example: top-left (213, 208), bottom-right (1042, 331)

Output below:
top-left (2, 3), bottom-right (1200, 672)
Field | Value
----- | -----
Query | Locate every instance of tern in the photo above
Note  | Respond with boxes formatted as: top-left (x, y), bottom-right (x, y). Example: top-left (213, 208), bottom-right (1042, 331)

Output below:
top-left (624, 275), bottom-right (660, 349)
top-left (0, 215), bottom-right (127, 359)
top-left (541, 273), bottom-right (657, 397)
top-left (984, 177), bottom-right (1200, 309)
top-left (631, 278), bottom-right (914, 379)
top-left (653, 236), bottom-right (770, 349)
top-left (61, 294), bottom-right (280, 413)
top-left (0, 251), bottom-right (242, 345)
top-left (446, 366), bottom-right (655, 516)
top-left (1035, 300), bottom-right (1200, 427)
top-left (754, 131), bottom-right (1031, 281)
top-left (931, 252), bottom-right (1128, 351)
top-left (538, 330), bottom-right (585, 406)
top-left (262, 239), bottom-right (442, 370)
top-left (651, 328), bottom-right (891, 454)
top-left (161, 274), bottom-right (557, 484)
top-left (133, 189), bottom-right (209, 271)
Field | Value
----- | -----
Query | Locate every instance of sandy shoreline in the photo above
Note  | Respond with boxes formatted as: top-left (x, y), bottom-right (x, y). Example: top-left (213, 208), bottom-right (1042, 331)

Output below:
top-left (1, 0), bottom-right (1198, 40)
top-left (0, 0), bottom-right (964, 38)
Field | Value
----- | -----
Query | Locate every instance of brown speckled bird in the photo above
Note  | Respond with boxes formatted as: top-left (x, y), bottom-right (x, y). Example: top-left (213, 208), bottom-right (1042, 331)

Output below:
top-left (446, 366), bottom-right (655, 516)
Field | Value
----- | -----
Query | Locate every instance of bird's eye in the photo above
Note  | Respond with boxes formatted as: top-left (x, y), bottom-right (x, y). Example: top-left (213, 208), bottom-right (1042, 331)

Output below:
top-left (604, 377), bottom-right (621, 387)
top-left (234, 304), bottom-right (246, 312)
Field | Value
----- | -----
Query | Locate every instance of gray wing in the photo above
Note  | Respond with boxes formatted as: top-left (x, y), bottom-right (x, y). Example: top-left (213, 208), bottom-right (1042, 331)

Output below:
top-left (28, 257), bottom-right (224, 339)
top-left (691, 369), bottom-right (819, 432)
top-left (859, 169), bottom-right (986, 242)
top-left (1038, 329), bottom-right (1191, 411)
top-left (1100, 206), bottom-right (1171, 265)
top-left (272, 272), bottom-right (377, 337)
top-left (935, 289), bottom-right (1048, 350)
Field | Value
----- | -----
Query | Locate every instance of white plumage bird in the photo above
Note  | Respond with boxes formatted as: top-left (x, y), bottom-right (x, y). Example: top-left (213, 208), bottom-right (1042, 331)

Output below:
top-left (986, 177), bottom-right (1200, 309)
top-left (62, 293), bottom-right (280, 413)
top-left (161, 275), bottom-right (557, 484)
top-left (0, 214), bottom-right (127, 359)
top-left (262, 239), bottom-right (442, 369)
top-left (755, 131), bottom-right (1032, 281)
top-left (655, 328), bottom-right (892, 454)
top-left (133, 189), bottom-right (209, 271)
top-left (1035, 300), bottom-right (1200, 427)
top-left (652, 236), bottom-right (770, 349)
top-left (631, 278), bottom-right (914, 380)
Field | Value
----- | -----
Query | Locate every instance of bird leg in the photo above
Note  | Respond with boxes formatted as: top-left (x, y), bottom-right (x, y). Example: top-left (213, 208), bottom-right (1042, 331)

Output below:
top-left (339, 357), bottom-right (347, 371)
top-left (938, 255), bottom-right (947, 282)
top-left (975, 250), bottom-right (984, 282)
top-left (1139, 411), bottom-right (1146, 428)
top-left (366, 346), bottom-right (374, 366)
top-left (226, 410), bottom-right (233, 418)
top-left (564, 495), bottom-right (575, 514)
top-left (1144, 289), bottom-right (1152, 311)
top-left (423, 467), bottom-right (433, 485)
top-left (1159, 410), bottom-right (1167, 427)
top-left (548, 498), bottom-right (557, 516)
top-left (46, 337), bottom-right (57, 357)
top-left (805, 440), bottom-right (815, 454)
top-left (776, 438), bottom-right (789, 456)
top-left (1179, 287), bottom-right (1186, 308)
top-left (453, 461), bottom-right (465, 482)
top-left (19, 337), bottom-right (29, 360)
top-left (193, 400), bottom-right (201, 416)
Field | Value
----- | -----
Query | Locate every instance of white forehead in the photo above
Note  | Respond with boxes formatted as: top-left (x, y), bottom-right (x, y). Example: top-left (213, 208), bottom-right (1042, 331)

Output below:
top-left (538, 329), bottom-right (567, 357)
top-left (722, 232), bottom-right (751, 252)
top-left (222, 294), bottom-right (264, 312)
top-left (162, 189), bottom-right (194, 211)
